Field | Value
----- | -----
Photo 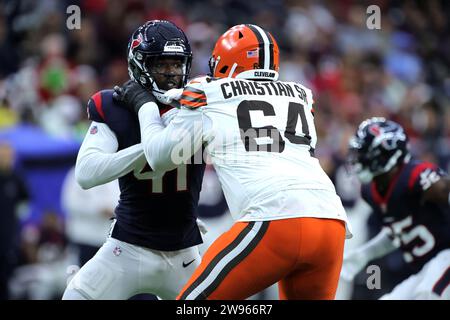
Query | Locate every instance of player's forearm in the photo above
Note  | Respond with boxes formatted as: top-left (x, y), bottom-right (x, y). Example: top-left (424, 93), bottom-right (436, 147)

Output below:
top-left (76, 144), bottom-right (143, 189)
top-left (356, 228), bottom-right (398, 262)
top-left (138, 102), bottom-right (201, 172)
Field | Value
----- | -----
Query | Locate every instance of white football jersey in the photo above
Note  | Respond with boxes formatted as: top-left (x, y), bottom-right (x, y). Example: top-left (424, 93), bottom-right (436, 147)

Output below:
top-left (182, 77), bottom-right (349, 233)
top-left (139, 76), bottom-right (351, 237)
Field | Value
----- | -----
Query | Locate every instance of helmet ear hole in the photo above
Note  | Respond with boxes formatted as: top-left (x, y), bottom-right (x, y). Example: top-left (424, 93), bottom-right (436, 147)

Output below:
top-left (219, 66), bottom-right (228, 74)
top-left (238, 31), bottom-right (244, 39)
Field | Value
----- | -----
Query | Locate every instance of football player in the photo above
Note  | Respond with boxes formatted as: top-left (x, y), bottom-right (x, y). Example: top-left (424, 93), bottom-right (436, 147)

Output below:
top-left (115, 24), bottom-right (352, 300)
top-left (341, 117), bottom-right (450, 299)
top-left (62, 20), bottom-right (206, 300)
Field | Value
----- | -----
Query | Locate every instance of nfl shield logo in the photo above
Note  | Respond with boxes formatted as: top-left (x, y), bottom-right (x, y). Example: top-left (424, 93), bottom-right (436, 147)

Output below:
top-left (90, 126), bottom-right (98, 134)
top-left (113, 246), bottom-right (122, 256)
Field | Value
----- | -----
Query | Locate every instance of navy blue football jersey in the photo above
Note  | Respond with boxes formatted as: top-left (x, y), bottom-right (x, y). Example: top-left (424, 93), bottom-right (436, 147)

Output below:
top-left (362, 159), bottom-right (450, 272)
top-left (87, 90), bottom-right (205, 251)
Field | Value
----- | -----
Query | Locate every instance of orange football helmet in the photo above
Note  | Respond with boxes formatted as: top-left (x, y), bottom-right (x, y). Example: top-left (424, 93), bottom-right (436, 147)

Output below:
top-left (209, 24), bottom-right (279, 81)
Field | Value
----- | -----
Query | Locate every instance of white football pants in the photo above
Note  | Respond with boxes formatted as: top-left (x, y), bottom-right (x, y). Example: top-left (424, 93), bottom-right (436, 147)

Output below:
top-left (62, 237), bottom-right (201, 300)
top-left (380, 249), bottom-right (450, 300)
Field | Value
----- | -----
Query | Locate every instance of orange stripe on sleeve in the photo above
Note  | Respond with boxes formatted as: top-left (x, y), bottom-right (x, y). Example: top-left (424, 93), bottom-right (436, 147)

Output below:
top-left (182, 91), bottom-right (206, 100)
top-left (180, 99), bottom-right (207, 108)
top-left (180, 86), bottom-right (207, 108)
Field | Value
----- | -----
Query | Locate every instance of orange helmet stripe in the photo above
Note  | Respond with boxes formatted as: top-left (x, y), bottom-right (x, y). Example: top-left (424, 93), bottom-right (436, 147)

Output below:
top-left (210, 24), bottom-right (279, 79)
top-left (245, 24), bottom-right (274, 70)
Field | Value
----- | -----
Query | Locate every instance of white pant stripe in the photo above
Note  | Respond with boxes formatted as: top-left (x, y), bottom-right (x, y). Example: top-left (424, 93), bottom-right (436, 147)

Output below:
top-left (185, 221), bottom-right (264, 299)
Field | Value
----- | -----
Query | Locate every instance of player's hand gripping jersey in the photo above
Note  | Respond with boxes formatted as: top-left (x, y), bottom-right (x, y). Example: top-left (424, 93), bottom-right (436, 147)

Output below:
top-left (140, 76), bottom-right (350, 233)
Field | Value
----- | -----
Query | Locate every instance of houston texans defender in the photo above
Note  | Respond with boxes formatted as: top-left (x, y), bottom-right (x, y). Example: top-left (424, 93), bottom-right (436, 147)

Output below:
top-left (342, 117), bottom-right (450, 299)
top-left (62, 20), bottom-right (206, 300)
top-left (115, 24), bottom-right (352, 300)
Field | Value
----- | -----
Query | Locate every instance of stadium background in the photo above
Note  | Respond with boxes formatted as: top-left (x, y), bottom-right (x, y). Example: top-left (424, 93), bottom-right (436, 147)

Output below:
top-left (0, 0), bottom-right (449, 299)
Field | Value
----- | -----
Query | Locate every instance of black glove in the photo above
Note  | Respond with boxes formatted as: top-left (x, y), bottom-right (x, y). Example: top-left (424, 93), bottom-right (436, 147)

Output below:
top-left (113, 80), bottom-right (157, 114)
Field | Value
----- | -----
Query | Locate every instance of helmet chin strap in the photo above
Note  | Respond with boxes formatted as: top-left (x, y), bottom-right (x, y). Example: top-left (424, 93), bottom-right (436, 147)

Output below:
top-left (151, 79), bottom-right (168, 104)
top-left (228, 63), bottom-right (238, 78)
top-left (148, 63), bottom-right (187, 104)
top-left (379, 149), bottom-right (404, 176)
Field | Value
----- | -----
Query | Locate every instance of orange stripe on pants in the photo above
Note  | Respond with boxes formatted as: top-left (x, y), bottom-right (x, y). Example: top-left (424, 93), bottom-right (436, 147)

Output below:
top-left (177, 217), bottom-right (345, 300)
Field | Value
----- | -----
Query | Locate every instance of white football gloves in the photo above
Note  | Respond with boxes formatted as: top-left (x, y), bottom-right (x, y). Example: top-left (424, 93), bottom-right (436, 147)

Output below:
top-left (161, 88), bottom-right (183, 107)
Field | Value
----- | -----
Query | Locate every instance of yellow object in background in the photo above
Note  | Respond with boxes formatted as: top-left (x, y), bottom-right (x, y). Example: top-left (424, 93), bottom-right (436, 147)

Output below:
top-left (0, 105), bottom-right (18, 129)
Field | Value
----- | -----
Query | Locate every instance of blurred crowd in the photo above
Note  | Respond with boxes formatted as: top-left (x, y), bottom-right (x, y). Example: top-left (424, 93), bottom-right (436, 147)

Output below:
top-left (0, 0), bottom-right (449, 299)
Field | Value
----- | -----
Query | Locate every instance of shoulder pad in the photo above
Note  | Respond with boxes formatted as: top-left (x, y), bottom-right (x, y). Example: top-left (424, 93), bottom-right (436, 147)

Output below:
top-left (408, 161), bottom-right (441, 191)
top-left (87, 90), bottom-right (106, 122)
top-left (86, 89), bottom-right (118, 123)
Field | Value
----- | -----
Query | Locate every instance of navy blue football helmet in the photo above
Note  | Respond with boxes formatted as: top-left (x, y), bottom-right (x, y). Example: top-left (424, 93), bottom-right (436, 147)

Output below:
top-left (348, 117), bottom-right (410, 183)
top-left (127, 20), bottom-right (192, 103)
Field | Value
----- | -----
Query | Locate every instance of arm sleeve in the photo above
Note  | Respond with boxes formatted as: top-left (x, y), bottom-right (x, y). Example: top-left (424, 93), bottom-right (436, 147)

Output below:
top-left (87, 92), bottom-right (106, 123)
top-left (75, 121), bottom-right (144, 189)
top-left (355, 227), bottom-right (398, 262)
top-left (138, 102), bottom-right (205, 173)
